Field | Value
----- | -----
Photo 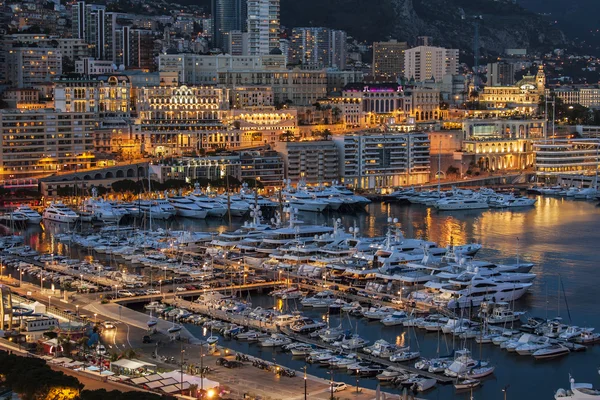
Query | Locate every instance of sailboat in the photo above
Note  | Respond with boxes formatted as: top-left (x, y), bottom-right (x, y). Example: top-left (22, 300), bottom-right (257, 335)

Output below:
top-left (167, 315), bottom-right (182, 334)
top-left (147, 309), bottom-right (158, 328)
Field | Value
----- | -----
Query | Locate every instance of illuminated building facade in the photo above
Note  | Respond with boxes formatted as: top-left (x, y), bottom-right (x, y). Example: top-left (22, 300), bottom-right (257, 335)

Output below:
top-left (333, 129), bottom-right (430, 189)
top-left (372, 40), bottom-right (408, 79)
top-left (0, 109), bottom-right (96, 179)
top-left (229, 107), bottom-right (297, 145)
top-left (231, 86), bottom-right (274, 108)
top-left (54, 75), bottom-right (132, 117)
top-left (274, 140), bottom-right (339, 184)
top-left (534, 139), bottom-right (600, 176)
top-left (460, 118), bottom-right (545, 171)
top-left (136, 85), bottom-right (231, 155)
top-left (341, 82), bottom-right (441, 125)
top-left (479, 66), bottom-right (545, 113)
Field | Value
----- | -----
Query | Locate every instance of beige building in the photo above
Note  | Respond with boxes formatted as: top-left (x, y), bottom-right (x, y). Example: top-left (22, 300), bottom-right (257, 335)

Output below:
top-left (274, 140), bottom-right (339, 184)
top-left (479, 66), bottom-right (545, 113)
top-left (0, 109), bottom-right (96, 179)
top-left (459, 118), bottom-right (545, 171)
top-left (54, 75), bottom-right (132, 117)
top-left (228, 107), bottom-right (298, 145)
top-left (404, 46), bottom-right (459, 82)
top-left (136, 85), bottom-right (231, 155)
top-left (372, 40), bottom-right (408, 79)
top-left (231, 87), bottom-right (274, 108)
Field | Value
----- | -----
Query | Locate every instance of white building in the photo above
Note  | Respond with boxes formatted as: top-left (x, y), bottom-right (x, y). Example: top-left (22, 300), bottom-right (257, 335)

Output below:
top-left (333, 129), bottom-right (430, 189)
top-left (75, 57), bottom-right (115, 75)
top-left (404, 46), bottom-right (459, 82)
top-left (246, 0), bottom-right (280, 55)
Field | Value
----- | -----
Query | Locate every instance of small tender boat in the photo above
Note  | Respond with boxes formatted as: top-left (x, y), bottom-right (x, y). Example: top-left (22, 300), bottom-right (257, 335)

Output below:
top-left (454, 378), bottom-right (481, 390)
top-left (168, 324), bottom-right (182, 334)
top-left (206, 336), bottom-right (219, 345)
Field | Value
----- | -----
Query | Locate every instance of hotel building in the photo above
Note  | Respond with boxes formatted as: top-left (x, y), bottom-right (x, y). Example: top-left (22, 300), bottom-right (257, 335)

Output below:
top-left (404, 46), bottom-right (459, 82)
top-left (136, 85), bottom-right (231, 155)
top-left (333, 129), bottom-right (430, 189)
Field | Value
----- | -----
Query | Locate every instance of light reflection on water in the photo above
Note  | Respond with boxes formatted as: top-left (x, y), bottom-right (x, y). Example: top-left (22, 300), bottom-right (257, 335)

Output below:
top-left (14, 196), bottom-right (600, 399)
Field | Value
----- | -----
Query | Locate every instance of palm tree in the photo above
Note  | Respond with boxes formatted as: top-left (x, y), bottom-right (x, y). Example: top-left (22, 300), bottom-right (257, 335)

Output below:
top-left (332, 107), bottom-right (341, 123)
top-left (279, 130), bottom-right (296, 142)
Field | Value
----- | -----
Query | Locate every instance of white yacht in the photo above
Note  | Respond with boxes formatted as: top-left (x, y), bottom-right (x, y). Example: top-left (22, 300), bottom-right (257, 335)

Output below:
top-left (15, 205), bottom-right (42, 224)
top-left (285, 191), bottom-right (329, 212)
top-left (300, 291), bottom-right (336, 308)
top-left (138, 200), bottom-right (174, 220)
top-left (82, 197), bottom-right (122, 224)
top-left (555, 375), bottom-right (600, 399)
top-left (43, 203), bottom-right (79, 223)
top-left (435, 197), bottom-right (490, 211)
top-left (434, 272), bottom-right (532, 308)
top-left (187, 191), bottom-right (227, 217)
top-left (168, 196), bottom-right (208, 219)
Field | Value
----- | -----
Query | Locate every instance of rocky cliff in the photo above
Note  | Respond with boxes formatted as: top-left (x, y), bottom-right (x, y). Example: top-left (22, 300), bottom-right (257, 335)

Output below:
top-left (281, 0), bottom-right (568, 55)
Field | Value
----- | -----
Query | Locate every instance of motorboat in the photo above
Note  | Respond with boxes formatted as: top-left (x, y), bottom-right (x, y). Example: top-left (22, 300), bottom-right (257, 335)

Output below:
top-left (43, 203), bottom-right (80, 223)
top-left (574, 329), bottom-right (600, 344)
top-left (532, 344), bottom-right (570, 360)
top-left (480, 301), bottom-right (525, 324)
top-left (289, 317), bottom-right (327, 334)
top-left (289, 344), bottom-right (314, 356)
top-left (555, 375), bottom-right (600, 399)
top-left (15, 205), bottom-right (42, 224)
top-left (167, 324), bottom-right (182, 334)
top-left (559, 326), bottom-right (592, 341)
top-left (362, 306), bottom-right (395, 320)
top-left (187, 189), bottom-right (228, 217)
top-left (167, 196), bottom-right (208, 219)
top-left (381, 311), bottom-right (409, 326)
top-left (138, 200), bottom-right (174, 220)
top-left (515, 336), bottom-right (552, 355)
top-left (340, 335), bottom-right (370, 350)
top-left (376, 367), bottom-right (405, 382)
top-left (300, 291), bottom-right (336, 308)
top-left (206, 336), bottom-right (219, 345)
top-left (81, 197), bottom-right (122, 224)
top-left (435, 197), bottom-right (489, 211)
top-left (411, 377), bottom-right (437, 392)
top-left (465, 364), bottom-right (495, 379)
top-left (260, 333), bottom-right (292, 347)
top-left (390, 351), bottom-right (420, 363)
top-left (454, 379), bottom-right (481, 390)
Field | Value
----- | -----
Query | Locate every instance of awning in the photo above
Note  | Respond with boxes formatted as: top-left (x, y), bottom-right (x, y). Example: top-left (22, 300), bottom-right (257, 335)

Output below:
top-left (130, 377), bottom-right (149, 385)
top-left (111, 359), bottom-right (156, 370)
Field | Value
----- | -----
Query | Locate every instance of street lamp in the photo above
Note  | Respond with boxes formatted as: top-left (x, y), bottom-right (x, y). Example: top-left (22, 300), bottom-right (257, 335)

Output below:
top-left (76, 305), bottom-right (79, 316)
top-left (19, 270), bottom-right (23, 288)
top-left (94, 313), bottom-right (97, 324)
top-left (303, 365), bottom-right (307, 400)
top-left (503, 385), bottom-right (509, 400)
top-left (80, 274), bottom-right (83, 290)
top-left (114, 285), bottom-right (118, 299)
top-left (159, 280), bottom-right (162, 294)
top-left (40, 276), bottom-right (45, 292)
top-left (48, 295), bottom-right (51, 310)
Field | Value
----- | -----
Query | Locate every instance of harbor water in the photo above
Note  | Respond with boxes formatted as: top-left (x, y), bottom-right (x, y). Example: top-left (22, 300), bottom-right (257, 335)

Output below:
top-left (15, 196), bottom-right (600, 399)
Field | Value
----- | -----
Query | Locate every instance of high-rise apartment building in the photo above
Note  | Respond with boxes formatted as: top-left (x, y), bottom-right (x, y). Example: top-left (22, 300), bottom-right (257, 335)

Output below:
top-left (290, 27), bottom-right (347, 69)
top-left (372, 40), bottom-right (408, 78)
top-left (0, 110), bottom-right (96, 179)
top-left (333, 129), bottom-right (430, 189)
top-left (211, 0), bottom-right (247, 50)
top-left (246, 0), bottom-right (280, 55)
top-left (487, 62), bottom-right (515, 87)
top-left (227, 30), bottom-right (248, 55)
top-left (6, 48), bottom-right (62, 88)
top-left (404, 46), bottom-right (459, 82)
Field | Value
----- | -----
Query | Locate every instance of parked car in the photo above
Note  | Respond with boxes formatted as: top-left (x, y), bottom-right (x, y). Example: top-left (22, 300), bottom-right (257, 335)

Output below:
top-left (332, 382), bottom-right (347, 392)
top-left (176, 287), bottom-right (187, 292)
top-left (118, 290), bottom-right (135, 297)
top-left (146, 289), bottom-right (161, 295)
